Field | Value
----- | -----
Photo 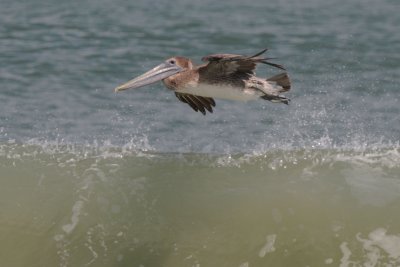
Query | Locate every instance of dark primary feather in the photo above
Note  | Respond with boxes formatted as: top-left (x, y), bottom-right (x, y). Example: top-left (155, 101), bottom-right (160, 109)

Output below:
top-left (175, 92), bottom-right (215, 115)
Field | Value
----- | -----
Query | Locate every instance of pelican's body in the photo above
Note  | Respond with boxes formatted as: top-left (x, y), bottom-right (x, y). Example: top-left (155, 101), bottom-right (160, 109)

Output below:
top-left (115, 49), bottom-right (291, 115)
top-left (179, 83), bottom-right (260, 101)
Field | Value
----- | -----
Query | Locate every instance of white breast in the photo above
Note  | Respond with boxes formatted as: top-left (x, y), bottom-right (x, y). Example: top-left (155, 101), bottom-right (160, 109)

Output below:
top-left (179, 84), bottom-right (261, 102)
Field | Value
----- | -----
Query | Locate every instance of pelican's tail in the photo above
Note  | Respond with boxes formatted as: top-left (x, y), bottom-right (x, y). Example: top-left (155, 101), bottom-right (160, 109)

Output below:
top-left (267, 73), bottom-right (291, 93)
top-left (260, 73), bottom-right (291, 105)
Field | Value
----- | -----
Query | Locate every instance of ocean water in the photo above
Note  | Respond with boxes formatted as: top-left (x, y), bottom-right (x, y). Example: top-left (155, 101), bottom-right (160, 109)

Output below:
top-left (0, 0), bottom-right (399, 266)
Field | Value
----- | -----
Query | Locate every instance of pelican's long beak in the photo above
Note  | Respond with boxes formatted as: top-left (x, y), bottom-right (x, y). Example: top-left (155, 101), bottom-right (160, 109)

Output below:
top-left (114, 62), bottom-right (184, 92)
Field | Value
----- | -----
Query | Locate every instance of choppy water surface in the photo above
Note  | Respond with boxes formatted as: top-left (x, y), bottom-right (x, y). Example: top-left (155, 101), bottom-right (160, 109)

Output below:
top-left (0, 0), bottom-right (399, 266)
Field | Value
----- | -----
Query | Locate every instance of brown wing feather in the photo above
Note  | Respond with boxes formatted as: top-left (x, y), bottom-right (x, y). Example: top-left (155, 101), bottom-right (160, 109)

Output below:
top-left (200, 48), bottom-right (285, 76)
top-left (175, 92), bottom-right (215, 115)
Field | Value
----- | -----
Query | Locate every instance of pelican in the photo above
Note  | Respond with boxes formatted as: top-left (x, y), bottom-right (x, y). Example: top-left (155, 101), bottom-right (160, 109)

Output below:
top-left (115, 48), bottom-right (291, 115)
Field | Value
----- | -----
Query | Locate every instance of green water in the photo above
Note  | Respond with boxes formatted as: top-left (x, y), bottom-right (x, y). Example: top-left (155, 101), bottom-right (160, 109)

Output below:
top-left (1, 143), bottom-right (399, 266)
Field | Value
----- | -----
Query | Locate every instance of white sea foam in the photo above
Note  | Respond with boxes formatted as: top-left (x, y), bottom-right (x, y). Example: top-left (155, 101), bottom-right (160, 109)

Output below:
top-left (62, 200), bottom-right (84, 234)
top-left (1, 136), bottom-right (399, 171)
top-left (212, 144), bottom-right (400, 172)
top-left (339, 242), bottom-right (352, 267)
top-left (357, 228), bottom-right (400, 263)
top-left (339, 228), bottom-right (400, 266)
top-left (259, 234), bottom-right (277, 258)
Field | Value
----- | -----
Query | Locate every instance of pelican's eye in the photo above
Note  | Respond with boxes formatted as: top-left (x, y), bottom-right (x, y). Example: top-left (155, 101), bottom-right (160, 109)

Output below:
top-left (169, 59), bottom-right (176, 65)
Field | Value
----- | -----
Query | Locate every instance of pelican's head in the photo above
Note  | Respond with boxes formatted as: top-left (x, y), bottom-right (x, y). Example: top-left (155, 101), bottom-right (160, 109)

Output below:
top-left (114, 57), bottom-right (192, 92)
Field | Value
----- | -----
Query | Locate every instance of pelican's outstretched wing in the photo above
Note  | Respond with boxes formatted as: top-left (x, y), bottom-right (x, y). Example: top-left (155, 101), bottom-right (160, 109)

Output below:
top-left (198, 48), bottom-right (286, 86)
top-left (175, 92), bottom-right (216, 115)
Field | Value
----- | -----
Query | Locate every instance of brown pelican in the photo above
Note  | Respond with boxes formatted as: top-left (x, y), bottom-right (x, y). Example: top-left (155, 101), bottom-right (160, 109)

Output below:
top-left (115, 48), bottom-right (291, 115)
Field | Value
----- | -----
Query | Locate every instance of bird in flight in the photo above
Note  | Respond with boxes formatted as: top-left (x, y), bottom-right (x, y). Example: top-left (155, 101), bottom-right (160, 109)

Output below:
top-left (115, 48), bottom-right (291, 115)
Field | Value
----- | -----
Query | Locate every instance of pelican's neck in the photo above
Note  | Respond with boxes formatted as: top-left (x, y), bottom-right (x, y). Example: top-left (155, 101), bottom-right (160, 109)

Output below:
top-left (163, 69), bottom-right (198, 91)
